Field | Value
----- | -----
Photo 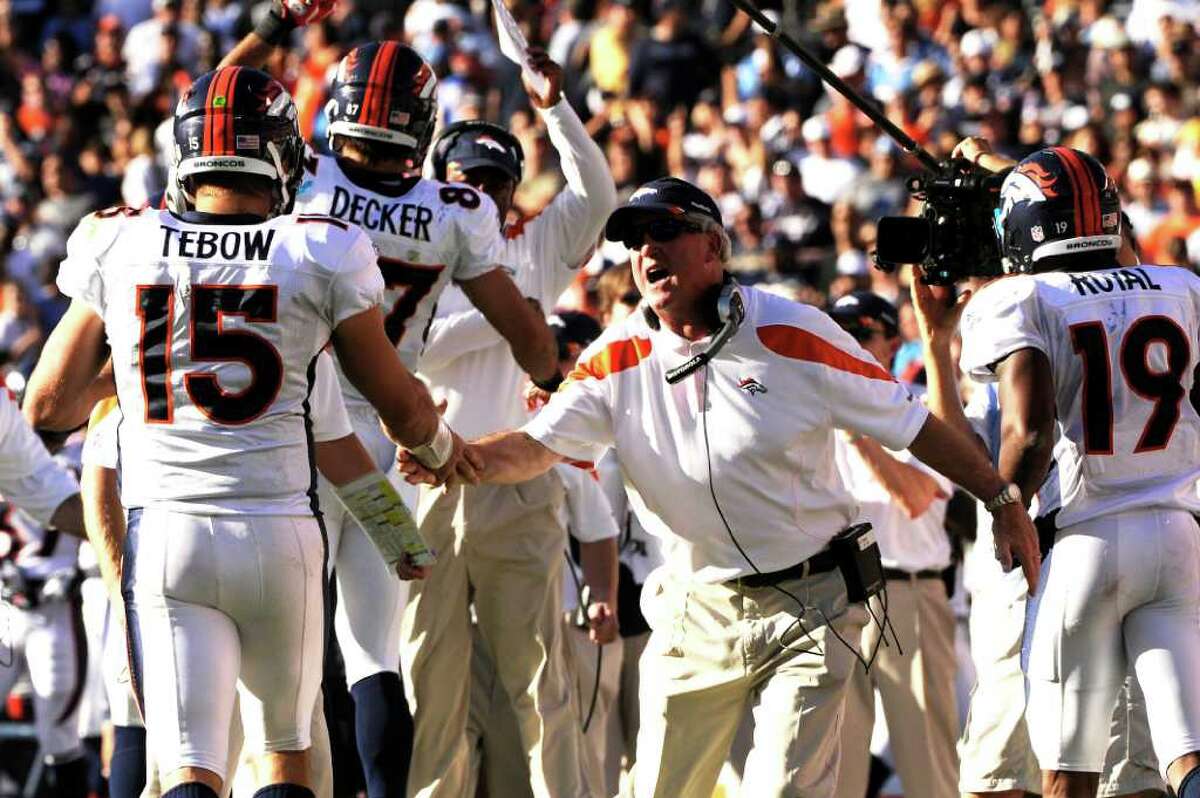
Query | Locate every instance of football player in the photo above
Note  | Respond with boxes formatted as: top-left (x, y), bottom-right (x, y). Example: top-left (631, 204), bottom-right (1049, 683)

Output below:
top-left (218, 17), bottom-right (559, 796)
top-left (22, 66), bottom-right (471, 798)
top-left (83, 353), bottom-right (421, 798)
top-left (957, 147), bottom-right (1200, 798)
top-left (0, 419), bottom-right (88, 798)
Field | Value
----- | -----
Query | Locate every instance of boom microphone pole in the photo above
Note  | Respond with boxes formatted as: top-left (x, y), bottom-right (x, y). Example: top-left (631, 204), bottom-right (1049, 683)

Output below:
top-left (728, 0), bottom-right (941, 172)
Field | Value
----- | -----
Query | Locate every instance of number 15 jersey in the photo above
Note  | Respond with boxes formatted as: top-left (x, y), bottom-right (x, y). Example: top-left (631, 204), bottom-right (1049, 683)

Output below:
top-left (960, 265), bottom-right (1200, 528)
top-left (294, 151), bottom-right (500, 394)
top-left (56, 206), bottom-right (384, 516)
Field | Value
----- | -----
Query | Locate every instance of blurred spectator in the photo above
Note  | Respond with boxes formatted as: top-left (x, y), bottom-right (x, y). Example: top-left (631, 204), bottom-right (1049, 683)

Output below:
top-left (865, 1), bottom-right (948, 98)
top-left (797, 115), bottom-right (861, 206)
top-left (123, 0), bottom-right (203, 99)
top-left (627, 0), bottom-right (718, 120)
top-left (1144, 180), bottom-right (1200, 265)
top-left (846, 136), bottom-right (908, 219)
top-left (35, 154), bottom-right (94, 234)
top-left (759, 157), bottom-right (834, 284)
top-left (1123, 157), bottom-right (1167, 239)
top-left (585, 0), bottom-right (641, 103)
top-left (0, 279), bottom-right (43, 373)
top-left (120, 126), bottom-right (165, 208)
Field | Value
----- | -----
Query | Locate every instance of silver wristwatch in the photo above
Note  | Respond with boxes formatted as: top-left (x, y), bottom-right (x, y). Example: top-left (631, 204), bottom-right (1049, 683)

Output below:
top-left (984, 482), bottom-right (1022, 513)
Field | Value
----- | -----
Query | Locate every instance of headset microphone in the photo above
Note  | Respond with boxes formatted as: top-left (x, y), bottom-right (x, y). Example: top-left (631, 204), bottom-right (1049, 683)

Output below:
top-left (665, 280), bottom-right (745, 384)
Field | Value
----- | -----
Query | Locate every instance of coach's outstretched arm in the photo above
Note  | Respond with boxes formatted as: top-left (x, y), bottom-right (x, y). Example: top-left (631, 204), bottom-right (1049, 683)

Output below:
top-left (907, 412), bottom-right (1041, 594)
top-left (399, 430), bottom-right (560, 487)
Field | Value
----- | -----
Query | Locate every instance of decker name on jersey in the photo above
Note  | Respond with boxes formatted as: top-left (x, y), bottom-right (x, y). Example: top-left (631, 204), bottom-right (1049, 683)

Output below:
top-left (294, 149), bottom-right (501, 378)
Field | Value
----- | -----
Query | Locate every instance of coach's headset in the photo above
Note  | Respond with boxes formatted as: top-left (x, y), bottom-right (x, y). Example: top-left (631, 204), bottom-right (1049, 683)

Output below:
top-left (654, 273), bottom-right (745, 384)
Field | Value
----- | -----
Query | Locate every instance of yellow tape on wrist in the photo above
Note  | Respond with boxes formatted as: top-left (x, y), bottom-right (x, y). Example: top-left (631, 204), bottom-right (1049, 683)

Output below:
top-left (333, 471), bottom-right (436, 567)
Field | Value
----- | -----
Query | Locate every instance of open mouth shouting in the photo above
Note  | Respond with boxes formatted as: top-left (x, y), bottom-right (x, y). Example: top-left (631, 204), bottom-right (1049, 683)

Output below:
top-left (645, 265), bottom-right (670, 284)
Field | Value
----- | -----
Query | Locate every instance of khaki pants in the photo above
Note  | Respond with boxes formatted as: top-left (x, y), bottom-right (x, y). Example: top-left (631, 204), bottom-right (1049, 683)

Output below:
top-left (959, 564), bottom-right (1165, 796)
top-left (958, 569), bottom-right (1041, 795)
top-left (834, 577), bottom-right (958, 798)
top-left (633, 569), bottom-right (862, 798)
top-left (607, 631), bottom-right (649, 794)
top-left (564, 621), bottom-right (623, 790)
top-left (401, 476), bottom-right (596, 798)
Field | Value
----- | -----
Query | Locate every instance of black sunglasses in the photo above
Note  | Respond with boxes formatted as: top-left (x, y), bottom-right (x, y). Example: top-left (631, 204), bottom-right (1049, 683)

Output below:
top-left (621, 218), bottom-right (703, 250)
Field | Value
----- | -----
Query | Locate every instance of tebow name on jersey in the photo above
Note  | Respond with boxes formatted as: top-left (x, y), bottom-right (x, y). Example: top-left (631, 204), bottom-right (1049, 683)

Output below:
top-left (329, 186), bottom-right (432, 241)
top-left (159, 225), bottom-right (276, 260)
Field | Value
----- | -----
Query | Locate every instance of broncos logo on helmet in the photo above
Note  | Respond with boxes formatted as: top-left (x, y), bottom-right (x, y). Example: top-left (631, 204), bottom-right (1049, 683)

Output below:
top-left (996, 147), bottom-right (1121, 274)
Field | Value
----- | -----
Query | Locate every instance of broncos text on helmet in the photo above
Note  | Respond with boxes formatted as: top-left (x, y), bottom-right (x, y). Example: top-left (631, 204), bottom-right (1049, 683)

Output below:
top-left (996, 146), bottom-right (1122, 274)
top-left (325, 42), bottom-right (438, 169)
top-left (173, 66), bottom-right (304, 217)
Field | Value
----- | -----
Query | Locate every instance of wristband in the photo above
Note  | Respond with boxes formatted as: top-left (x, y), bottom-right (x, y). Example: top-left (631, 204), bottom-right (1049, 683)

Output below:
top-left (333, 471), bottom-right (436, 567)
top-left (254, 6), bottom-right (297, 46)
top-left (533, 372), bottom-right (564, 394)
top-left (408, 417), bottom-right (454, 470)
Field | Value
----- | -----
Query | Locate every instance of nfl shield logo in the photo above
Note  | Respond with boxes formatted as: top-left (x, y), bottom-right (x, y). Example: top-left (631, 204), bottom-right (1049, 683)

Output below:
top-left (1031, 225), bottom-right (1045, 242)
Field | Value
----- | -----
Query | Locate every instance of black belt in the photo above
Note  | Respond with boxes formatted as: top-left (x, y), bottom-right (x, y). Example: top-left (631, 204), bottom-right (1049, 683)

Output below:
top-left (734, 548), bottom-right (839, 589)
top-left (1036, 509), bottom-right (1060, 558)
top-left (882, 567), bottom-right (943, 581)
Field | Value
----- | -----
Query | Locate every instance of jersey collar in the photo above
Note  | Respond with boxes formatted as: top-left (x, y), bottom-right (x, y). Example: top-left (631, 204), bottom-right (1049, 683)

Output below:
top-left (171, 210), bottom-right (269, 225)
top-left (334, 158), bottom-right (421, 198)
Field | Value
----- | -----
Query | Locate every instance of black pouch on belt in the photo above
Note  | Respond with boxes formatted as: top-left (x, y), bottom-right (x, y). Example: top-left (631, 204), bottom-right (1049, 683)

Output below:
top-left (830, 522), bottom-right (884, 603)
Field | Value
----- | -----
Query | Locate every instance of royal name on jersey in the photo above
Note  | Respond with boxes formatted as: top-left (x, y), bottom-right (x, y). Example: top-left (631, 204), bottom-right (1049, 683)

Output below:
top-left (56, 206), bottom-right (383, 515)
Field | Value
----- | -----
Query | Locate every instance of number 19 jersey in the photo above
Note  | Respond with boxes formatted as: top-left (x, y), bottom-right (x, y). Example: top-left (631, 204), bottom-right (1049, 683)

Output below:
top-left (294, 152), bottom-right (500, 401)
top-left (960, 265), bottom-right (1200, 528)
top-left (56, 206), bottom-right (385, 515)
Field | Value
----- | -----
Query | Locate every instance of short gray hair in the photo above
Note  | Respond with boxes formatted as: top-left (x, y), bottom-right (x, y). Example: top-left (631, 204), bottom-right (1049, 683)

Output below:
top-left (696, 216), bottom-right (732, 264)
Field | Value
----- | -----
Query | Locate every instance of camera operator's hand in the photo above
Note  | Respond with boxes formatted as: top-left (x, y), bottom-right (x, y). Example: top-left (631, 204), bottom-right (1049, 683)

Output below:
top-left (952, 137), bottom-right (1016, 173)
top-left (910, 267), bottom-right (971, 354)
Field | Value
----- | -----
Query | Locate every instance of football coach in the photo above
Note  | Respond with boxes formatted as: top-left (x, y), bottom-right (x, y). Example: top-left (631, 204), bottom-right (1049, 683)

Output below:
top-left (402, 176), bottom-right (1040, 796)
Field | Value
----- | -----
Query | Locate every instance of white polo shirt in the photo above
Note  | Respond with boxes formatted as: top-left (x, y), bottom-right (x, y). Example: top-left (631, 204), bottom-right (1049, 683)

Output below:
top-left (834, 432), bottom-right (952, 573)
top-left (419, 98), bottom-right (618, 439)
top-left (557, 463), bottom-right (620, 613)
top-left (523, 286), bottom-right (930, 583)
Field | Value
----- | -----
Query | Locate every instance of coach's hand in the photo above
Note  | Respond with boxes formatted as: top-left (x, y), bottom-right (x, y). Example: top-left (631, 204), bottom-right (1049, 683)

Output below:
top-left (991, 502), bottom-right (1040, 595)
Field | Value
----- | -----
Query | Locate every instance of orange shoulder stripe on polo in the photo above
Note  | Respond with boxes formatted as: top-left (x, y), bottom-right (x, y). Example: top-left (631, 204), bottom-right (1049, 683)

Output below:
top-left (566, 336), bottom-right (653, 383)
top-left (757, 324), bottom-right (894, 382)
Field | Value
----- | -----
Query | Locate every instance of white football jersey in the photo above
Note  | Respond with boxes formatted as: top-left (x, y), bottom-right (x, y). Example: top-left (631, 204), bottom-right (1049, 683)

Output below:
top-left (0, 388), bottom-right (79, 528)
top-left (0, 442), bottom-right (82, 580)
top-left (960, 266), bottom-right (1200, 528)
top-left (57, 206), bottom-right (384, 515)
top-left (294, 150), bottom-right (500, 387)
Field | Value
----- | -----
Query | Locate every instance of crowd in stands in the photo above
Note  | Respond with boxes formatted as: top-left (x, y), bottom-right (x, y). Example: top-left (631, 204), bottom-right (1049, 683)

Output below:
top-left (0, 0), bottom-right (1198, 381)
